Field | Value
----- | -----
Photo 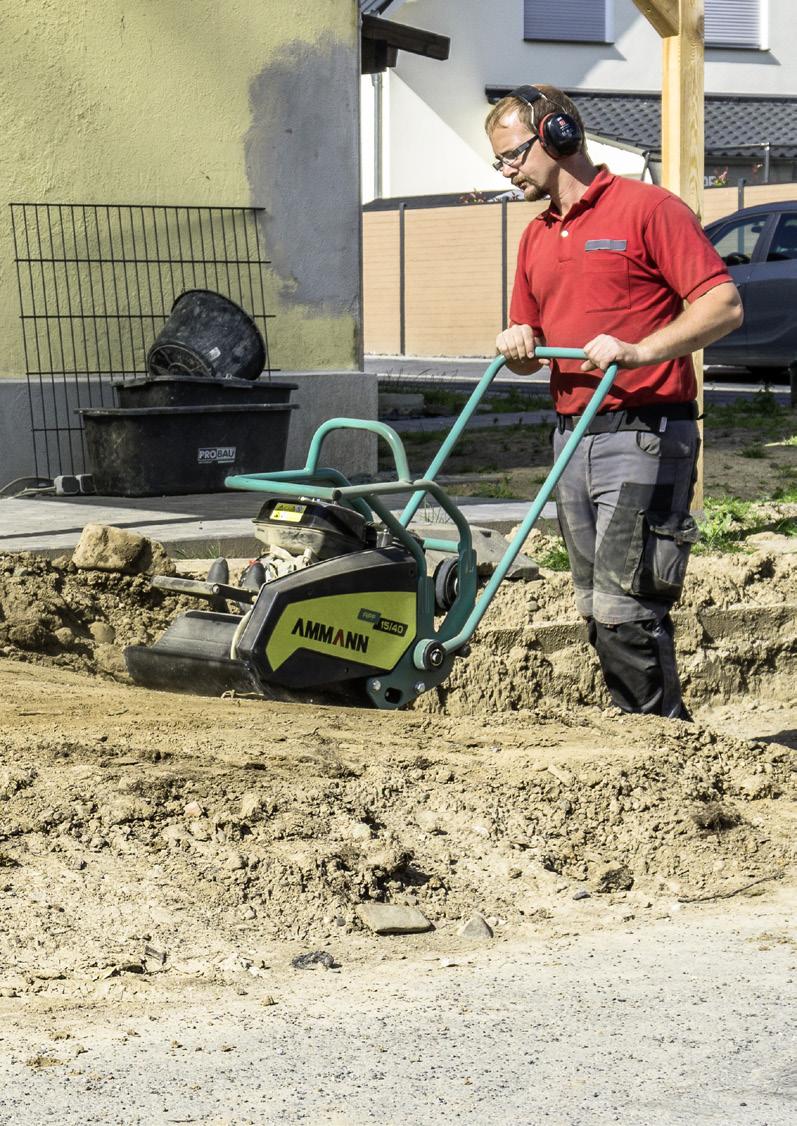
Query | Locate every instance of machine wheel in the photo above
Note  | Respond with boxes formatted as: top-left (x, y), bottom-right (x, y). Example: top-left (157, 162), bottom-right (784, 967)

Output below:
top-left (434, 557), bottom-right (459, 613)
top-left (206, 557), bottom-right (230, 613)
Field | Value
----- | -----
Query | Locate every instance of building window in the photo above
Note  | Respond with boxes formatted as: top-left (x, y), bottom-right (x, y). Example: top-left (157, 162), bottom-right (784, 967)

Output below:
top-left (705, 0), bottom-right (765, 49)
top-left (523, 0), bottom-right (613, 44)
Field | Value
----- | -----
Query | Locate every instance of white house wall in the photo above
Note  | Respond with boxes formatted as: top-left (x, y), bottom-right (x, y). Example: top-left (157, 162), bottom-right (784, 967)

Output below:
top-left (365, 0), bottom-right (796, 199)
top-left (362, 72), bottom-right (504, 198)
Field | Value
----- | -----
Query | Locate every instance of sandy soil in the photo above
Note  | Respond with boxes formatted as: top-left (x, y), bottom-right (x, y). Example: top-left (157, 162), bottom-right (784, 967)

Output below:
top-left (0, 543), bottom-right (795, 1001)
top-left (0, 417), bottom-right (795, 1052)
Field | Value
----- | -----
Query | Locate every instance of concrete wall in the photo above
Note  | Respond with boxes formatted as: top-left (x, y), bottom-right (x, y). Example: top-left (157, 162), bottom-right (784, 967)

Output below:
top-left (364, 0), bottom-right (796, 198)
top-left (0, 0), bottom-right (362, 379)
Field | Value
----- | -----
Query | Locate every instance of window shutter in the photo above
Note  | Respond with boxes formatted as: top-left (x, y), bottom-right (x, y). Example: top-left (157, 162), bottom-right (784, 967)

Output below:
top-left (704, 0), bottom-right (761, 48)
top-left (524, 0), bottom-right (607, 44)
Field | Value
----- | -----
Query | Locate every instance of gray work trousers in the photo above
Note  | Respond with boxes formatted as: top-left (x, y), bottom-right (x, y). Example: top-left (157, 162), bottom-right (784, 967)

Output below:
top-left (552, 419), bottom-right (700, 715)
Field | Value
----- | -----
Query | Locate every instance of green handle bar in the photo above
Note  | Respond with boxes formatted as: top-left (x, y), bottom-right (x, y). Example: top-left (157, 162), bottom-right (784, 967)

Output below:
top-left (399, 346), bottom-right (591, 528)
top-left (419, 348), bottom-right (619, 663)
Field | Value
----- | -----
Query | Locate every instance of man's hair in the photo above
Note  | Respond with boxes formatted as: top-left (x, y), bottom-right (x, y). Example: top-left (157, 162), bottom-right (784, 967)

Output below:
top-left (484, 84), bottom-right (587, 155)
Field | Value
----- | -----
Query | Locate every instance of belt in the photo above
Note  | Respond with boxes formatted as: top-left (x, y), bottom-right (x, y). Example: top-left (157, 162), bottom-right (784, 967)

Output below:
top-left (556, 402), bottom-right (699, 434)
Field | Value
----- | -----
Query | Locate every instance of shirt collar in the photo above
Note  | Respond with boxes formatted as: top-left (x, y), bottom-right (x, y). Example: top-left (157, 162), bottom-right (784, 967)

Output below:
top-left (536, 166), bottom-right (615, 224)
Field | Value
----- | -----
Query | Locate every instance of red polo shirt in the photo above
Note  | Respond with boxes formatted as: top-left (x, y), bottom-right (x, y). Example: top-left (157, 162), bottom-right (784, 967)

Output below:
top-left (509, 168), bottom-right (732, 413)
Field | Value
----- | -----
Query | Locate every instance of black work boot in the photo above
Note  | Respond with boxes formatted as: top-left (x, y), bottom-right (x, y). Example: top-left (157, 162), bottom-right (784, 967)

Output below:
top-left (591, 616), bottom-right (689, 720)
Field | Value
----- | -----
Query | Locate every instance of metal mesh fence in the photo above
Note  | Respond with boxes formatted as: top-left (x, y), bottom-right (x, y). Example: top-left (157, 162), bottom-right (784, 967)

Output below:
top-left (11, 202), bottom-right (274, 478)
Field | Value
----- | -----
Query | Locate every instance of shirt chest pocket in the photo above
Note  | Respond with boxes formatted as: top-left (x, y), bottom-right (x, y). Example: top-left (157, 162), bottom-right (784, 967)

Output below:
top-left (582, 253), bottom-right (631, 312)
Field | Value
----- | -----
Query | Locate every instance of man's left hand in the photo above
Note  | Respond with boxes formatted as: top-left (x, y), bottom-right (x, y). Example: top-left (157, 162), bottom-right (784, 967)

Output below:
top-left (581, 335), bottom-right (646, 372)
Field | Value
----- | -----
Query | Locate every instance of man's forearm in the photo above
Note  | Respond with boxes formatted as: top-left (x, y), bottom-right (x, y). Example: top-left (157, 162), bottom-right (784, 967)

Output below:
top-left (581, 282), bottom-right (743, 372)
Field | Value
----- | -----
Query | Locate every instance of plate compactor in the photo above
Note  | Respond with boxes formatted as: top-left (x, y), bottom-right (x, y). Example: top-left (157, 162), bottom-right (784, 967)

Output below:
top-left (125, 350), bottom-right (619, 709)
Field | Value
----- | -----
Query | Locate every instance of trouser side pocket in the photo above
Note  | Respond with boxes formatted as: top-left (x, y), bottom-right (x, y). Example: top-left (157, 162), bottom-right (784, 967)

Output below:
top-left (622, 510), bottom-right (700, 602)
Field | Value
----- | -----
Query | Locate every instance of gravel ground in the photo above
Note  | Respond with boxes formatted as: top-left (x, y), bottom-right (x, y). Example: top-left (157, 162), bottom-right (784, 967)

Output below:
top-left (0, 888), bottom-right (794, 1125)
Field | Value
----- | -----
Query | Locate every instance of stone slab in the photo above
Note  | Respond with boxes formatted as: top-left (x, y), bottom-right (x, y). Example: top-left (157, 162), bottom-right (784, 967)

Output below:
top-left (356, 903), bottom-right (432, 936)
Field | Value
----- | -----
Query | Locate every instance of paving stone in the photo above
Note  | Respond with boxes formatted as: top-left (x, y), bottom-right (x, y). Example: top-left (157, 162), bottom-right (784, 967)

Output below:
top-left (410, 523), bottom-right (539, 581)
top-left (357, 903), bottom-right (432, 935)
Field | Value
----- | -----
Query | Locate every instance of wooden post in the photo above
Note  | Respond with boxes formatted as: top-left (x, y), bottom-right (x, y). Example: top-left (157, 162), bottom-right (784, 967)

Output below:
top-left (633, 0), bottom-right (706, 508)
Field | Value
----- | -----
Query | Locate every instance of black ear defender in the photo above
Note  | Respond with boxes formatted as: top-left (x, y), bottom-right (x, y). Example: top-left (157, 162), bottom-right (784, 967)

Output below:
top-left (509, 84), bottom-right (583, 158)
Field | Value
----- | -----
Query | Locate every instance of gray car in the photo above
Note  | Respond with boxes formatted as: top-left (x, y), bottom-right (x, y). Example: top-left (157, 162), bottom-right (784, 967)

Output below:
top-left (704, 201), bottom-right (797, 377)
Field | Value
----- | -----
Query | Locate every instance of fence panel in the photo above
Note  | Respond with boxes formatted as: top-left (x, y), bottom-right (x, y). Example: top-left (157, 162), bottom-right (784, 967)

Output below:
top-left (404, 207), bottom-right (502, 357)
top-left (364, 182), bottom-right (797, 358)
top-left (362, 209), bottom-right (401, 355)
top-left (11, 202), bottom-right (273, 478)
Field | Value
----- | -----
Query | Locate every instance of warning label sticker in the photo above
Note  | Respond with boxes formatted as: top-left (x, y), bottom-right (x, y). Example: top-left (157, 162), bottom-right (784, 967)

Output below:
top-left (270, 503), bottom-right (307, 523)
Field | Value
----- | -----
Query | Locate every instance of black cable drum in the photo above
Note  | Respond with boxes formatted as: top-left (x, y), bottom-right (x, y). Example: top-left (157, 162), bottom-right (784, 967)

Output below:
top-left (147, 289), bottom-right (266, 381)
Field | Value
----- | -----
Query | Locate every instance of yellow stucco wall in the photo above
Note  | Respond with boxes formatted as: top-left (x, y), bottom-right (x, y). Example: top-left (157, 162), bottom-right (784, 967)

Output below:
top-left (0, 0), bottom-right (361, 376)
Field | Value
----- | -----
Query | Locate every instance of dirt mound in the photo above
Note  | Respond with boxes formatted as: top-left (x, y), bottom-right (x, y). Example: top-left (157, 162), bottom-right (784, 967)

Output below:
top-left (1, 542), bottom-right (795, 721)
top-left (418, 536), bottom-right (797, 717)
top-left (1, 663), bottom-right (794, 996)
top-left (486, 531), bottom-right (797, 630)
top-left (0, 552), bottom-right (185, 678)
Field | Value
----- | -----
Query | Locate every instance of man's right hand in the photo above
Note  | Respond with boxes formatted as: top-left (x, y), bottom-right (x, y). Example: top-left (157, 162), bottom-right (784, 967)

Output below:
top-left (495, 324), bottom-right (543, 374)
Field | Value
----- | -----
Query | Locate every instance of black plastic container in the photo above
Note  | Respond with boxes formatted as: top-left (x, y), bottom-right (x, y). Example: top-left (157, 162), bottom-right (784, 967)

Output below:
top-left (112, 375), bottom-right (297, 409)
top-left (80, 403), bottom-right (297, 496)
top-left (147, 290), bottom-right (266, 381)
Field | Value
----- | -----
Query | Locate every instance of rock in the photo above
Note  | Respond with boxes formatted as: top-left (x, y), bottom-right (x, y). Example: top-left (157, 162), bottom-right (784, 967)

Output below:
top-left (572, 888), bottom-right (591, 901)
top-left (457, 913), bottom-right (494, 940)
top-left (357, 903), bottom-right (433, 936)
top-left (240, 791), bottom-right (265, 820)
top-left (291, 951), bottom-right (337, 970)
top-left (161, 824), bottom-right (189, 847)
top-left (93, 643), bottom-right (125, 675)
top-left (143, 944), bottom-right (167, 969)
top-left (594, 863), bottom-right (634, 893)
top-left (103, 797), bottom-right (153, 825)
top-left (218, 954), bottom-right (252, 976)
top-left (547, 763), bottom-right (575, 786)
top-left (414, 809), bottom-right (444, 835)
top-left (260, 994), bottom-right (277, 1006)
top-left (183, 801), bottom-right (203, 818)
top-left (737, 776), bottom-right (772, 801)
top-left (88, 621), bottom-right (115, 645)
top-left (53, 626), bottom-right (76, 648)
top-left (8, 620), bottom-right (52, 651)
top-left (73, 525), bottom-right (147, 572)
top-left (349, 822), bottom-right (372, 841)
top-left (225, 852), bottom-right (246, 871)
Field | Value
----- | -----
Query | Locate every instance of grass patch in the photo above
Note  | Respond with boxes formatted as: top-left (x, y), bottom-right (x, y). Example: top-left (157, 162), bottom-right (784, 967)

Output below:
top-left (772, 482), bottom-right (797, 502)
top-left (469, 475), bottom-right (522, 499)
top-left (484, 389), bottom-right (551, 413)
top-left (740, 443), bottom-right (768, 459)
top-left (695, 496), bottom-right (797, 554)
top-left (421, 388), bottom-right (471, 415)
top-left (537, 541), bottom-right (571, 571)
top-left (704, 389), bottom-right (791, 435)
top-left (419, 386), bottom-right (552, 417)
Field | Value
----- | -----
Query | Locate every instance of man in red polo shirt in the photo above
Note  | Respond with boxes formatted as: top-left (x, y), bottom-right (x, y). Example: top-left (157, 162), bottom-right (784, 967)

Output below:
top-left (487, 84), bottom-right (743, 719)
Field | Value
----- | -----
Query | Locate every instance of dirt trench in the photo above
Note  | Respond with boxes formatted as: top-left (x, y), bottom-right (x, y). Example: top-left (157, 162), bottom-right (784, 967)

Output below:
top-left (0, 546), bottom-right (795, 999)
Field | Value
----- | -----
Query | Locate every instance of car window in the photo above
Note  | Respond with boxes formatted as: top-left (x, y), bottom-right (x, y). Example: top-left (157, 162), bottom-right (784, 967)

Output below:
top-left (708, 216), bottom-right (768, 266)
top-left (767, 214), bottom-right (797, 261)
